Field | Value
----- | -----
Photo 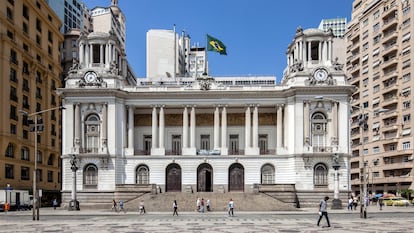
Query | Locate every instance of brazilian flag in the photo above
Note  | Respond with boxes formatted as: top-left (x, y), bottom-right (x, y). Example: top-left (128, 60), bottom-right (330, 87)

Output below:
top-left (207, 34), bottom-right (227, 55)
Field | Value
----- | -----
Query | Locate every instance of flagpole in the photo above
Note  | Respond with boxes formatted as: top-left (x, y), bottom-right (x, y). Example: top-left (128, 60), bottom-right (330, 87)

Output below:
top-left (173, 24), bottom-right (176, 81)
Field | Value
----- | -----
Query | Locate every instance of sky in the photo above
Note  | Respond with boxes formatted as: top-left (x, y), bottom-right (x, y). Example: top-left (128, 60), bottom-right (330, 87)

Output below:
top-left (83, 0), bottom-right (353, 81)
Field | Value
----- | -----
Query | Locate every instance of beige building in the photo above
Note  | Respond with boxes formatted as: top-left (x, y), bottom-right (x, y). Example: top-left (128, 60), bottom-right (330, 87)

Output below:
top-left (345, 0), bottom-right (414, 197)
top-left (0, 0), bottom-right (63, 204)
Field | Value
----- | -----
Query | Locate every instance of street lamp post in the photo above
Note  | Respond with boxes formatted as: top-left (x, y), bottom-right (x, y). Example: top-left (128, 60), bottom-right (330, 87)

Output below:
top-left (19, 106), bottom-right (65, 221)
top-left (69, 154), bottom-right (80, 211)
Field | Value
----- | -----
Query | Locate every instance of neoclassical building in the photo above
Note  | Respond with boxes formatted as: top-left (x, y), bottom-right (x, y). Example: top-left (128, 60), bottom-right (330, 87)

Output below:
top-left (59, 27), bottom-right (354, 207)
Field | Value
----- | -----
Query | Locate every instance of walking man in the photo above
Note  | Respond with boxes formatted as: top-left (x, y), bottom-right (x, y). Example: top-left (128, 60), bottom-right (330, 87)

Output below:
top-left (228, 198), bottom-right (234, 217)
top-left (173, 200), bottom-right (178, 216)
top-left (317, 196), bottom-right (331, 227)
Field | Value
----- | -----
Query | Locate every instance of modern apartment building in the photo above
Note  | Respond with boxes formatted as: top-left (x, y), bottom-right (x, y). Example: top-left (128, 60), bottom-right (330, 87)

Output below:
top-left (345, 0), bottom-right (414, 197)
top-left (146, 29), bottom-right (207, 80)
top-left (0, 0), bottom-right (64, 203)
top-left (319, 18), bottom-right (348, 38)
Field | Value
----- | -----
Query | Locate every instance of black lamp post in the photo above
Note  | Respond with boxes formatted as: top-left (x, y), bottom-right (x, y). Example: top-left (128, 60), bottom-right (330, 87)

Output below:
top-left (68, 154), bottom-right (80, 211)
top-left (332, 154), bottom-right (342, 209)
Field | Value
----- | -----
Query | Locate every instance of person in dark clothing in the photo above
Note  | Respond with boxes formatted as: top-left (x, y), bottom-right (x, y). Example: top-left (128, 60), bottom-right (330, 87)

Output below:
top-left (173, 200), bottom-right (178, 216)
top-left (317, 196), bottom-right (331, 227)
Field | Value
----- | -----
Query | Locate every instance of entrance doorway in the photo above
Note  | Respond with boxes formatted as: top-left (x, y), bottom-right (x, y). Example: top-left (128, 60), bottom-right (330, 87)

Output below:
top-left (166, 163), bottom-right (181, 192)
top-left (228, 163), bottom-right (244, 192)
top-left (197, 163), bottom-right (213, 192)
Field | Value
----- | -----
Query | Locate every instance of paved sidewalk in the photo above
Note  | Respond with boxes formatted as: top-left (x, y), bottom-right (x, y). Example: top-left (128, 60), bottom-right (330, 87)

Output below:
top-left (2, 205), bottom-right (414, 233)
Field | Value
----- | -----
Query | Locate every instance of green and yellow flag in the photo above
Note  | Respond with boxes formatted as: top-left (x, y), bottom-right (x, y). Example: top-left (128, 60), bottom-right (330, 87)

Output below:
top-left (207, 34), bottom-right (227, 55)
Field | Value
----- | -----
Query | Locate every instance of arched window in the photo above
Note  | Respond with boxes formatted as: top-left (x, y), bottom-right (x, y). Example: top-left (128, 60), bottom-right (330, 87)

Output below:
top-left (136, 165), bottom-right (149, 184)
top-left (261, 164), bottom-right (275, 184)
top-left (84, 114), bottom-right (100, 153)
top-left (314, 163), bottom-right (328, 186)
top-left (36, 150), bottom-right (43, 163)
top-left (84, 164), bottom-right (98, 189)
top-left (311, 112), bottom-right (328, 150)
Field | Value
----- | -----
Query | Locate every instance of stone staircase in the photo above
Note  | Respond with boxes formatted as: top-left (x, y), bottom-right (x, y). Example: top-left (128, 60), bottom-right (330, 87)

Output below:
top-left (122, 192), bottom-right (295, 212)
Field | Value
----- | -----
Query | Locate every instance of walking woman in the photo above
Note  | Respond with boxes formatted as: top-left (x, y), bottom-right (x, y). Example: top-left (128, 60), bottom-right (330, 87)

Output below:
top-left (173, 200), bottom-right (178, 216)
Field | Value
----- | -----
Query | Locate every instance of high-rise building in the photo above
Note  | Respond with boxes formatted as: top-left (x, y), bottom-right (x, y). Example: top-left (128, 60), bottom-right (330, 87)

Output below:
top-left (345, 0), bottom-right (414, 197)
top-left (319, 18), bottom-right (347, 38)
top-left (0, 0), bottom-right (64, 203)
top-left (146, 29), bottom-right (207, 80)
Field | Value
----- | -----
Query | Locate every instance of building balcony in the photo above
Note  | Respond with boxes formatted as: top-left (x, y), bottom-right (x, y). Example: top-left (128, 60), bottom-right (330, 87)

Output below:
top-left (382, 161), bottom-right (413, 170)
top-left (371, 176), bottom-right (412, 184)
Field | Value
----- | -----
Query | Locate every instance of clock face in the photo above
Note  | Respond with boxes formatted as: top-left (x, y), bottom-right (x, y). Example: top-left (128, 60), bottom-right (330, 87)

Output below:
top-left (84, 72), bottom-right (97, 83)
top-left (314, 69), bottom-right (328, 81)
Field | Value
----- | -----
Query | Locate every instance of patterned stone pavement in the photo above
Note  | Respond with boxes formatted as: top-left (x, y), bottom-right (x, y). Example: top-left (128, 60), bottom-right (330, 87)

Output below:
top-left (1, 206), bottom-right (414, 232)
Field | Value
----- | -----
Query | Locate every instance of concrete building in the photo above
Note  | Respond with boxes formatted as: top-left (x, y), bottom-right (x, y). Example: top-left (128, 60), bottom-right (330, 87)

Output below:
top-left (59, 19), bottom-right (354, 208)
top-left (146, 29), bottom-right (207, 79)
top-left (345, 0), bottom-right (414, 197)
top-left (0, 0), bottom-right (64, 203)
top-left (319, 18), bottom-right (347, 38)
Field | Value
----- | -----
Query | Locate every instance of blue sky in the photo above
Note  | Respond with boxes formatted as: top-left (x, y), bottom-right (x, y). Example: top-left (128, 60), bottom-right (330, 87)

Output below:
top-left (84, 0), bottom-right (353, 81)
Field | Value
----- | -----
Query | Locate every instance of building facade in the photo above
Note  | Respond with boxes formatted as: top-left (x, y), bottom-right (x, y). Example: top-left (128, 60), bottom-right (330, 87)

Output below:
top-left (146, 29), bottom-right (207, 79)
top-left (59, 25), bottom-right (354, 206)
top-left (0, 0), bottom-right (64, 203)
top-left (345, 0), bottom-right (414, 196)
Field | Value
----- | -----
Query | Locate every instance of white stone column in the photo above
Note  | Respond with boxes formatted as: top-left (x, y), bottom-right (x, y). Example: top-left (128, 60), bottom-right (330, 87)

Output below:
top-left (252, 105), bottom-right (259, 148)
top-left (100, 44), bottom-right (104, 66)
top-left (245, 106), bottom-right (251, 151)
top-left (85, 44), bottom-right (90, 68)
top-left (276, 105), bottom-right (283, 149)
top-left (329, 40), bottom-right (333, 61)
top-left (303, 102), bottom-right (310, 147)
top-left (128, 105), bottom-right (134, 152)
top-left (332, 101), bottom-right (338, 147)
top-left (74, 103), bottom-right (80, 150)
top-left (190, 106), bottom-right (196, 149)
top-left (159, 105), bottom-right (165, 149)
top-left (221, 106), bottom-right (228, 155)
top-left (89, 44), bottom-right (93, 67)
top-left (318, 41), bottom-right (322, 62)
top-left (182, 106), bottom-right (188, 149)
top-left (151, 106), bottom-right (158, 150)
top-left (214, 106), bottom-right (220, 150)
top-left (101, 103), bottom-right (107, 152)
top-left (307, 41), bottom-right (311, 62)
top-left (79, 43), bottom-right (84, 66)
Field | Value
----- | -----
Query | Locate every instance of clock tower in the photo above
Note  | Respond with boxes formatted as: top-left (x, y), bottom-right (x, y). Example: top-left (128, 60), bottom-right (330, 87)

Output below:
top-left (281, 27), bottom-right (346, 87)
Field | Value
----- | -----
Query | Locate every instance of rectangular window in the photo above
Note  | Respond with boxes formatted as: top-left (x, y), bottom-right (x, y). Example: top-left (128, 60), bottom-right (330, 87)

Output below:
top-left (10, 105), bottom-right (18, 121)
top-left (9, 68), bottom-right (17, 82)
top-left (171, 135), bottom-right (181, 155)
top-left (10, 124), bottom-right (16, 135)
top-left (36, 18), bottom-right (42, 32)
top-left (47, 171), bottom-right (53, 182)
top-left (403, 73), bottom-right (411, 82)
top-left (21, 167), bottom-right (30, 180)
top-left (403, 114), bottom-right (411, 125)
top-left (23, 5), bottom-right (29, 20)
top-left (229, 134), bottom-right (239, 155)
top-left (403, 100), bottom-right (411, 109)
top-left (200, 134), bottom-right (210, 150)
top-left (7, 7), bottom-right (13, 20)
top-left (259, 134), bottom-right (268, 154)
top-left (37, 169), bottom-right (42, 182)
top-left (21, 147), bottom-right (29, 161)
top-left (144, 135), bottom-right (151, 155)
top-left (373, 23), bottom-right (380, 32)
top-left (403, 141), bottom-right (411, 150)
top-left (373, 146), bottom-right (380, 153)
top-left (5, 164), bottom-right (14, 179)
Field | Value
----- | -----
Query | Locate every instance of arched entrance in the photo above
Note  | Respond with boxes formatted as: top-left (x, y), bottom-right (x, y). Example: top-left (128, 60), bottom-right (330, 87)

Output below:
top-left (166, 163), bottom-right (181, 192)
top-left (197, 163), bottom-right (213, 192)
top-left (228, 163), bottom-right (244, 192)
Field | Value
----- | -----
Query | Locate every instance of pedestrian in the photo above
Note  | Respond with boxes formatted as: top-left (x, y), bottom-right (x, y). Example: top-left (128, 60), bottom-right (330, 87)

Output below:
top-left (378, 198), bottom-right (383, 210)
top-left (53, 198), bottom-right (58, 210)
top-left (199, 198), bottom-right (205, 213)
top-left (139, 200), bottom-right (146, 214)
top-left (353, 197), bottom-right (358, 210)
top-left (111, 199), bottom-right (117, 212)
top-left (196, 197), bottom-right (200, 212)
top-left (347, 197), bottom-right (353, 211)
top-left (228, 198), bottom-right (234, 217)
top-left (173, 200), bottom-right (178, 216)
top-left (206, 199), bottom-right (211, 211)
top-left (317, 196), bottom-right (331, 228)
top-left (119, 200), bottom-right (126, 213)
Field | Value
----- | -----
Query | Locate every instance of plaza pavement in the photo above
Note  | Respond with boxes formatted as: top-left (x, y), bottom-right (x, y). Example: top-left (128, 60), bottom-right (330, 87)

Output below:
top-left (1, 205), bottom-right (414, 232)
